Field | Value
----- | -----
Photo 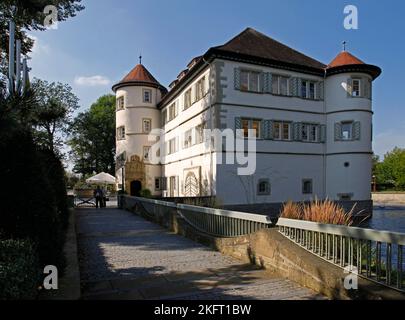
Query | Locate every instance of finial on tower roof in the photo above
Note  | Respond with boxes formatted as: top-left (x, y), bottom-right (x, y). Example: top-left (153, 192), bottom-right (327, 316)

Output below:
top-left (342, 41), bottom-right (347, 52)
top-left (139, 53), bottom-right (142, 65)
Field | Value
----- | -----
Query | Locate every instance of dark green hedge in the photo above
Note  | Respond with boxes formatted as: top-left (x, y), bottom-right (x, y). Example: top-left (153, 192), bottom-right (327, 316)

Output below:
top-left (0, 239), bottom-right (40, 300)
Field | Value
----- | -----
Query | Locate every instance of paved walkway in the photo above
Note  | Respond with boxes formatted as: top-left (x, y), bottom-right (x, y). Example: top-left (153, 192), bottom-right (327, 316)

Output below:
top-left (76, 207), bottom-right (324, 300)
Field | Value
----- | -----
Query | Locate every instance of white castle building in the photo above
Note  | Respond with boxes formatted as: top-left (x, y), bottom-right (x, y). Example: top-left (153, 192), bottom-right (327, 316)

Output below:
top-left (112, 28), bottom-right (381, 216)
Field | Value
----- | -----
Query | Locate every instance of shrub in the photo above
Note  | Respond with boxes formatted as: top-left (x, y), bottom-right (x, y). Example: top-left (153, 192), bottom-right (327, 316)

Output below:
top-left (140, 189), bottom-right (152, 198)
top-left (38, 149), bottom-right (70, 230)
top-left (0, 239), bottom-right (40, 300)
top-left (0, 129), bottom-right (65, 271)
top-left (280, 199), bottom-right (356, 226)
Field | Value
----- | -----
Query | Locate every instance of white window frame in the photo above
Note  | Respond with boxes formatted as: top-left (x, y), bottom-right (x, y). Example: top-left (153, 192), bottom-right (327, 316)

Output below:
top-left (143, 146), bottom-right (151, 161)
top-left (195, 122), bottom-right (205, 144)
top-left (302, 123), bottom-right (319, 142)
top-left (117, 126), bottom-right (125, 140)
top-left (168, 138), bottom-right (177, 155)
top-left (301, 80), bottom-right (317, 99)
top-left (143, 89), bottom-right (152, 103)
top-left (272, 75), bottom-right (289, 96)
top-left (341, 121), bottom-right (353, 140)
top-left (184, 88), bottom-right (192, 110)
top-left (273, 121), bottom-right (291, 141)
top-left (352, 78), bottom-right (361, 97)
top-left (240, 70), bottom-right (261, 93)
top-left (168, 101), bottom-right (177, 121)
top-left (142, 118), bottom-right (152, 133)
top-left (184, 129), bottom-right (193, 149)
top-left (195, 76), bottom-right (206, 101)
top-left (241, 118), bottom-right (261, 138)
top-left (116, 96), bottom-right (125, 110)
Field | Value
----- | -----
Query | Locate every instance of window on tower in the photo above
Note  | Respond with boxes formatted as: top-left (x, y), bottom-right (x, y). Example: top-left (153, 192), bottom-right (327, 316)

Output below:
top-left (143, 89), bottom-right (152, 103)
top-left (352, 79), bottom-right (361, 97)
top-left (143, 146), bottom-right (151, 161)
top-left (142, 118), bottom-right (151, 133)
top-left (117, 126), bottom-right (126, 140)
top-left (116, 96), bottom-right (125, 110)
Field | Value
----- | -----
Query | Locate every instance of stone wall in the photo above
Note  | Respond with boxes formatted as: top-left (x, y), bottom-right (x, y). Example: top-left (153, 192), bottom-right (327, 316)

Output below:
top-left (372, 192), bottom-right (405, 204)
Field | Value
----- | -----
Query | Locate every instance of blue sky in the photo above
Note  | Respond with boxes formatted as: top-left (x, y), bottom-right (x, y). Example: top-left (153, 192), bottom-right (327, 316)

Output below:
top-left (29, 0), bottom-right (405, 158)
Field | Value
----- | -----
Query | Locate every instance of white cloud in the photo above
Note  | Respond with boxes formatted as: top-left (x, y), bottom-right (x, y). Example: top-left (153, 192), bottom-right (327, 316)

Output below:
top-left (373, 126), bottom-right (405, 158)
top-left (74, 75), bottom-right (111, 87)
top-left (29, 35), bottom-right (51, 57)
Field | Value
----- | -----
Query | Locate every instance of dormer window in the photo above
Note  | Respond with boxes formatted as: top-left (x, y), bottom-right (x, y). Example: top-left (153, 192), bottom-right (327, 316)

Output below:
top-left (143, 89), bottom-right (152, 103)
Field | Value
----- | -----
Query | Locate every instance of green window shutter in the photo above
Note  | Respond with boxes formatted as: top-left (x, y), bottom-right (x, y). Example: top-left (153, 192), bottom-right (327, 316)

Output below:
top-left (259, 72), bottom-right (265, 93)
top-left (361, 78), bottom-right (366, 98)
top-left (261, 120), bottom-right (273, 139)
top-left (364, 78), bottom-right (372, 100)
top-left (288, 77), bottom-right (298, 96)
top-left (235, 117), bottom-right (242, 138)
top-left (234, 68), bottom-right (241, 90)
top-left (161, 177), bottom-right (167, 190)
top-left (263, 73), bottom-right (272, 93)
top-left (319, 125), bottom-right (326, 143)
top-left (297, 78), bottom-right (303, 98)
top-left (317, 81), bottom-right (324, 100)
top-left (347, 78), bottom-right (353, 97)
top-left (293, 122), bottom-right (302, 141)
top-left (334, 123), bottom-right (342, 141)
top-left (353, 121), bottom-right (361, 140)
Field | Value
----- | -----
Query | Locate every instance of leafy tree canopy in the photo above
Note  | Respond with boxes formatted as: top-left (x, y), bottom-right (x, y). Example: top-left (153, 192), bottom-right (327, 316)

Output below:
top-left (68, 94), bottom-right (116, 176)
top-left (375, 147), bottom-right (405, 190)
top-left (30, 78), bottom-right (79, 154)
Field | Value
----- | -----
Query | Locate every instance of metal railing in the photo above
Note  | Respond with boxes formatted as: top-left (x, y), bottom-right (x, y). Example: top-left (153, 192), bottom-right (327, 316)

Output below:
top-left (277, 217), bottom-right (405, 292)
top-left (121, 195), bottom-right (272, 237)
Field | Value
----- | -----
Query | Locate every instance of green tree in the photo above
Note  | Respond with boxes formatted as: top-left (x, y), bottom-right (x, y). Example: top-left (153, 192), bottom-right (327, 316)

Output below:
top-left (68, 94), bottom-right (116, 175)
top-left (30, 78), bottom-right (79, 154)
top-left (375, 147), bottom-right (405, 190)
top-left (372, 153), bottom-right (380, 176)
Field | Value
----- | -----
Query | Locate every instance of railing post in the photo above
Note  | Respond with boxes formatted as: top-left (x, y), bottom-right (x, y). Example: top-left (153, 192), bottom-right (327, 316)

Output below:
top-left (398, 245), bottom-right (403, 289)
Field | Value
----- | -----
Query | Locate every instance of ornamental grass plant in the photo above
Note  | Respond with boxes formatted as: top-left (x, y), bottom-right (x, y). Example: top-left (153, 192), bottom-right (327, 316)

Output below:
top-left (280, 199), bottom-right (358, 226)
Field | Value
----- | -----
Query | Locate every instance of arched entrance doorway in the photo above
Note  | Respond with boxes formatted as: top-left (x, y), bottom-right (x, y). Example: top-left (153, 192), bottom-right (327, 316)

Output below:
top-left (130, 180), bottom-right (142, 196)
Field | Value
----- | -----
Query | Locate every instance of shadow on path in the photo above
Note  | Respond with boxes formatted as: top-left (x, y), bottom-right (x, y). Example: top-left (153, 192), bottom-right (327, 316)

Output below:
top-left (76, 207), bottom-right (324, 300)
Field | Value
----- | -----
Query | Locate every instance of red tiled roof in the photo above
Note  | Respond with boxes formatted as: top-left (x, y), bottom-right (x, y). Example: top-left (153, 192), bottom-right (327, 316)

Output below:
top-left (327, 51), bottom-right (365, 68)
top-left (121, 64), bottom-right (160, 84)
top-left (112, 63), bottom-right (166, 92)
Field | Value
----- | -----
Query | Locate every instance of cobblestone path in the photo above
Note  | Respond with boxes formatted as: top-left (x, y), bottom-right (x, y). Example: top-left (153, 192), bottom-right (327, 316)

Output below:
top-left (76, 207), bottom-right (325, 300)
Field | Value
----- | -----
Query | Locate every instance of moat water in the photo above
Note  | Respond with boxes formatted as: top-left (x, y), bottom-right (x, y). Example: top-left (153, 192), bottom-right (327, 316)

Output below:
top-left (363, 207), bottom-right (405, 233)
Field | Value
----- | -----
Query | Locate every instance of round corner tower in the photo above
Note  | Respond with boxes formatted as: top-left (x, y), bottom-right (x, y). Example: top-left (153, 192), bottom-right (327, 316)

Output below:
top-left (324, 50), bottom-right (381, 210)
top-left (112, 63), bottom-right (167, 196)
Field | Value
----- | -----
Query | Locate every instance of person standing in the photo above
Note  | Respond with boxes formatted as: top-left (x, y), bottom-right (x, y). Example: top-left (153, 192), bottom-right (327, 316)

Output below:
top-left (94, 186), bottom-right (103, 209)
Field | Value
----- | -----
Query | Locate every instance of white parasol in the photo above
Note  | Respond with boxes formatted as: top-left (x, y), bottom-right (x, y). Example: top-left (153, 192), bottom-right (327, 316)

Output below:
top-left (86, 172), bottom-right (116, 185)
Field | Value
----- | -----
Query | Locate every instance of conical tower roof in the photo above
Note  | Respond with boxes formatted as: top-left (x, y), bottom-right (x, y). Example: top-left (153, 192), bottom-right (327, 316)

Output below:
top-left (112, 63), bottom-right (166, 92)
